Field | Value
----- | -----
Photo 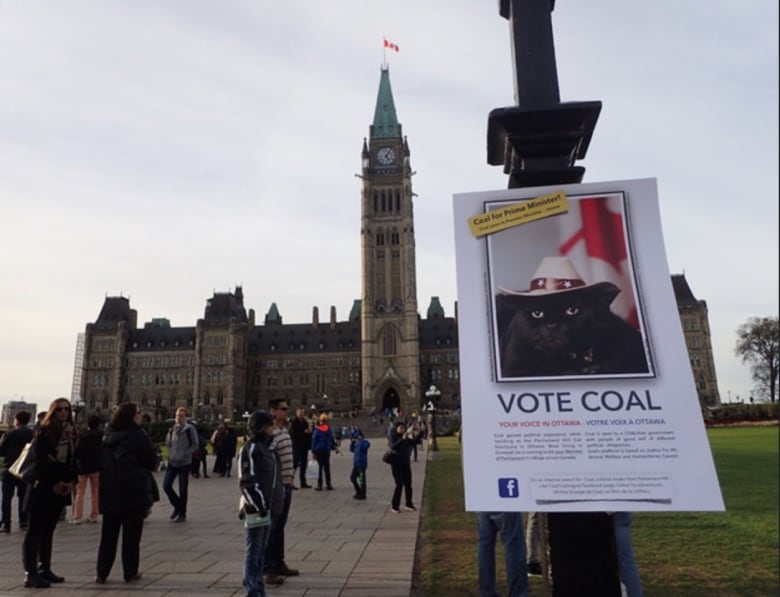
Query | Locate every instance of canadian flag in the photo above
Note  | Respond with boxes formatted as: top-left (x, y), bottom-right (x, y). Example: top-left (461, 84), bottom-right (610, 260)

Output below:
top-left (557, 196), bottom-right (640, 329)
top-left (383, 38), bottom-right (399, 52)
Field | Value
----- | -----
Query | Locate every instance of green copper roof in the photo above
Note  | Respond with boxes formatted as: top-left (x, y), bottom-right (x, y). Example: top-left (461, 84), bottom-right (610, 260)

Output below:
top-left (372, 66), bottom-right (399, 139)
top-left (265, 302), bottom-right (282, 325)
top-left (349, 299), bottom-right (361, 322)
top-left (426, 296), bottom-right (445, 319)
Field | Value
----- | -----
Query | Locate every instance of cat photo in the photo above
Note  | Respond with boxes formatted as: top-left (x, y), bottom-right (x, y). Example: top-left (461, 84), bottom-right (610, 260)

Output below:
top-left (495, 256), bottom-right (651, 379)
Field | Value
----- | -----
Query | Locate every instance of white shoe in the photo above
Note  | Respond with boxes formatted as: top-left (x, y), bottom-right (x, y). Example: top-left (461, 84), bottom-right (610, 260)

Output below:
top-left (68, 519), bottom-right (82, 525)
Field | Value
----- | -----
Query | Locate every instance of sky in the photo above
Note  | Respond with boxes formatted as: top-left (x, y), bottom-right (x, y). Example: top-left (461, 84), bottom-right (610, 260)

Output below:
top-left (1, 1), bottom-right (777, 410)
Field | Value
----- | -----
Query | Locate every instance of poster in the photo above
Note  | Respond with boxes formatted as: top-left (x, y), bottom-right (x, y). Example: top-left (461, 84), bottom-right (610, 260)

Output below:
top-left (453, 178), bottom-right (724, 512)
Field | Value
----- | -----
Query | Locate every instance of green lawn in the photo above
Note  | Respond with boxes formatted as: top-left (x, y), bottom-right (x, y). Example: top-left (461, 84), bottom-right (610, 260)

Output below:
top-left (414, 426), bottom-right (779, 597)
top-left (635, 426), bottom-right (779, 596)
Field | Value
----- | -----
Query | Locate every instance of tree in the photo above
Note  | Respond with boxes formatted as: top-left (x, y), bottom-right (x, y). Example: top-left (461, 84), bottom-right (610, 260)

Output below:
top-left (735, 316), bottom-right (779, 402)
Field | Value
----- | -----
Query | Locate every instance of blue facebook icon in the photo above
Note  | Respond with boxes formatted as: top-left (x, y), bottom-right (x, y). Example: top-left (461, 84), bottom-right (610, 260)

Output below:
top-left (498, 478), bottom-right (519, 498)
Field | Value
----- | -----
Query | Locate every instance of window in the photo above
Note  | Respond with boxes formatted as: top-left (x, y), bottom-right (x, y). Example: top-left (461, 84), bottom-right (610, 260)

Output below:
top-left (383, 327), bottom-right (398, 355)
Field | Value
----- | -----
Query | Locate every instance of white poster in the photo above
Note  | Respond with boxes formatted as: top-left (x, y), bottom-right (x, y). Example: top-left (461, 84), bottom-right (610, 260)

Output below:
top-left (453, 178), bottom-right (724, 512)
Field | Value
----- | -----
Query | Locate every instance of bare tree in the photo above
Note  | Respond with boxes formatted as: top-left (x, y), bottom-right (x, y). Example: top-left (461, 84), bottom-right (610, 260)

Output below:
top-left (735, 316), bottom-right (779, 402)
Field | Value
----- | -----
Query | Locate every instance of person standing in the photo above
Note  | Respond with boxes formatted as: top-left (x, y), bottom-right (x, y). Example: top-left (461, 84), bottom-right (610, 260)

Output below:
top-left (349, 431), bottom-right (370, 500)
top-left (613, 512), bottom-right (643, 597)
top-left (239, 410), bottom-right (279, 597)
top-left (71, 414), bottom-right (102, 524)
top-left (525, 512), bottom-right (544, 575)
top-left (21, 398), bottom-right (78, 588)
top-left (263, 399), bottom-right (299, 585)
top-left (194, 427), bottom-right (209, 479)
top-left (163, 407), bottom-right (197, 523)
top-left (289, 408), bottom-right (312, 488)
top-left (310, 414), bottom-right (337, 491)
top-left (95, 402), bottom-right (158, 584)
top-left (0, 409), bottom-right (34, 533)
top-left (218, 426), bottom-right (238, 477)
top-left (477, 511), bottom-right (529, 597)
top-left (211, 424), bottom-right (226, 476)
top-left (388, 423), bottom-right (416, 513)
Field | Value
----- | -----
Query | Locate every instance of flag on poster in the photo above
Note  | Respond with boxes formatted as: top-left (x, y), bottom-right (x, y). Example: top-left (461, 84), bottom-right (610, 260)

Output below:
top-left (383, 38), bottom-right (399, 52)
top-left (557, 196), bottom-right (638, 328)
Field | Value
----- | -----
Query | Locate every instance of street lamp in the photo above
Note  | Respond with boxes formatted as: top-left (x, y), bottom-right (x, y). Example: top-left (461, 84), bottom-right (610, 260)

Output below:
top-left (425, 385), bottom-right (441, 451)
top-left (323, 394), bottom-right (328, 416)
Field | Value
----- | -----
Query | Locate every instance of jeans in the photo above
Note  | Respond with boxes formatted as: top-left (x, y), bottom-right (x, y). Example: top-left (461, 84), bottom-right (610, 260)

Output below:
top-left (391, 462), bottom-right (412, 509)
top-left (1, 472), bottom-right (28, 529)
top-left (243, 523), bottom-right (272, 597)
top-left (293, 446), bottom-right (309, 486)
top-left (350, 465), bottom-right (366, 497)
top-left (96, 509), bottom-right (145, 580)
top-left (162, 465), bottom-right (190, 517)
top-left (72, 472), bottom-right (100, 522)
top-left (525, 511), bottom-right (542, 564)
top-left (477, 512), bottom-right (529, 597)
top-left (314, 450), bottom-right (332, 489)
top-left (264, 483), bottom-right (292, 573)
top-left (613, 512), bottom-right (643, 597)
top-left (23, 505), bottom-right (62, 574)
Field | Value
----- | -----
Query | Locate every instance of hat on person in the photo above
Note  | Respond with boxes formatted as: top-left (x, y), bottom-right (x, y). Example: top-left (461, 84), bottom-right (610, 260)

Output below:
top-left (247, 410), bottom-right (275, 433)
top-left (498, 256), bottom-right (617, 297)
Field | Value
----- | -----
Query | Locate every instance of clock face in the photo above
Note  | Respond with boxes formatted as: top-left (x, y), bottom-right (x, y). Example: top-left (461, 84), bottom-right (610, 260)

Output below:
top-left (377, 147), bottom-right (396, 165)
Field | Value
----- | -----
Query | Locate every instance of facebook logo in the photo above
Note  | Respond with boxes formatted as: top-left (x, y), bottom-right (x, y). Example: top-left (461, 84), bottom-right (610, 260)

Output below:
top-left (498, 478), bottom-right (519, 498)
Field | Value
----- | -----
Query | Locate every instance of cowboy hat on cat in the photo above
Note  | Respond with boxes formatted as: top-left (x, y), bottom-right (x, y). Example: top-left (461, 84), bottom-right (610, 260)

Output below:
top-left (498, 256), bottom-right (618, 297)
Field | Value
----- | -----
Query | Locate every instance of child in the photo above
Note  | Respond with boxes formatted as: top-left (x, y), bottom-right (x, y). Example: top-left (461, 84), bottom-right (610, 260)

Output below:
top-left (349, 431), bottom-right (371, 500)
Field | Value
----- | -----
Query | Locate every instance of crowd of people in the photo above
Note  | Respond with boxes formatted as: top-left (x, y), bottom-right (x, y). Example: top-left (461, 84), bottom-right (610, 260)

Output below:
top-left (1, 400), bottom-right (641, 596)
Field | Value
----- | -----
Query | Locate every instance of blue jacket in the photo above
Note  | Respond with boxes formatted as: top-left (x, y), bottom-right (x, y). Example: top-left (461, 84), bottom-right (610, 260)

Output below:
top-left (349, 438), bottom-right (371, 468)
top-left (311, 423), bottom-right (335, 453)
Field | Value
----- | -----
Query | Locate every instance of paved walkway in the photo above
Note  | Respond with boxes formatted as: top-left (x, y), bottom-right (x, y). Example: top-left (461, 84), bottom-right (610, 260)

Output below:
top-left (0, 430), bottom-right (428, 596)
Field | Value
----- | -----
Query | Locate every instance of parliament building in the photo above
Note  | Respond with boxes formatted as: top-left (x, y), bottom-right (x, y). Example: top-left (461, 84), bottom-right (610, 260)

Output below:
top-left (73, 67), bottom-right (719, 423)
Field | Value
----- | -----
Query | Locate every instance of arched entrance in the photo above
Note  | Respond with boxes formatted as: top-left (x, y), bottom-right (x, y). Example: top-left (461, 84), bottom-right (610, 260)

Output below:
top-left (381, 387), bottom-right (400, 413)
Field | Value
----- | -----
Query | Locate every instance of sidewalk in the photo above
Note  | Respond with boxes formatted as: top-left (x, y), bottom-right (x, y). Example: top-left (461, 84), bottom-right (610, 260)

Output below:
top-left (0, 431), bottom-right (428, 596)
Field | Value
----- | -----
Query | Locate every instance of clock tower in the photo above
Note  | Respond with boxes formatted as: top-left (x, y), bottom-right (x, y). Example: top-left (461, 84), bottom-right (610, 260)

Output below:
top-left (360, 66), bottom-right (420, 416)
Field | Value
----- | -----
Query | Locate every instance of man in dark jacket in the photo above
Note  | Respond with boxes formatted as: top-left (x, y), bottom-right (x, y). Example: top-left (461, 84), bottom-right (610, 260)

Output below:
top-left (0, 410), bottom-right (34, 532)
top-left (289, 408), bottom-right (312, 488)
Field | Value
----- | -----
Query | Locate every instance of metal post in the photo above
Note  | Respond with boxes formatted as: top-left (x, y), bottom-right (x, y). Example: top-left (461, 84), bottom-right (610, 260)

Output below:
top-left (489, 2), bottom-right (619, 596)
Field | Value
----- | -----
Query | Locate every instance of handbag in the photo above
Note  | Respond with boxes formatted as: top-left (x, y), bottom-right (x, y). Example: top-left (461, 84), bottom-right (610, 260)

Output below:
top-left (238, 496), bottom-right (271, 528)
top-left (382, 449), bottom-right (396, 465)
top-left (305, 458), bottom-right (319, 481)
top-left (8, 440), bottom-right (37, 483)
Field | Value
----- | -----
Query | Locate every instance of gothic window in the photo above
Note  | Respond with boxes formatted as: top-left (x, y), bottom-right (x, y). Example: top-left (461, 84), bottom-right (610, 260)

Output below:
top-left (390, 230), bottom-right (399, 245)
top-left (395, 189), bottom-right (400, 212)
top-left (383, 327), bottom-right (398, 355)
top-left (373, 192), bottom-right (378, 213)
top-left (381, 190), bottom-right (386, 212)
top-left (377, 231), bottom-right (385, 246)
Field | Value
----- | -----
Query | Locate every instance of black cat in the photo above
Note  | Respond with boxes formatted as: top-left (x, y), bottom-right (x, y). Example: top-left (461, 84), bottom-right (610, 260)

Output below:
top-left (495, 282), bottom-right (649, 378)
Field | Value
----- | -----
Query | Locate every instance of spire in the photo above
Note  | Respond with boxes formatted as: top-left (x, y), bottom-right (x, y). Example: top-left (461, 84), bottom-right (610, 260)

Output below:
top-left (371, 66), bottom-right (400, 139)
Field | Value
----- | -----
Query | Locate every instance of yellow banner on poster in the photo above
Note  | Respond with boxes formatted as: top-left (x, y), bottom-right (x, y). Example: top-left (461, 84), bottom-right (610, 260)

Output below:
top-left (468, 191), bottom-right (569, 238)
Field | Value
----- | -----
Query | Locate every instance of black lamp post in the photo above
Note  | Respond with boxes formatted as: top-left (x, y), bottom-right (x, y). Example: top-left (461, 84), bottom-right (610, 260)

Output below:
top-left (425, 385), bottom-right (441, 451)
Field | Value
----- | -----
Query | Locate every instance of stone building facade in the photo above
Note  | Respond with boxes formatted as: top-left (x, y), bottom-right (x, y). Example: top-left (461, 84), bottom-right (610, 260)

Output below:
top-left (74, 68), bottom-right (718, 422)
top-left (77, 67), bottom-right (459, 422)
top-left (672, 273), bottom-right (721, 406)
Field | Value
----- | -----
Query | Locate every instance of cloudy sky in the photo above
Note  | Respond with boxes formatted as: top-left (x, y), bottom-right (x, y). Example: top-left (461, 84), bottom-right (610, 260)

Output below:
top-left (1, 1), bottom-right (777, 409)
